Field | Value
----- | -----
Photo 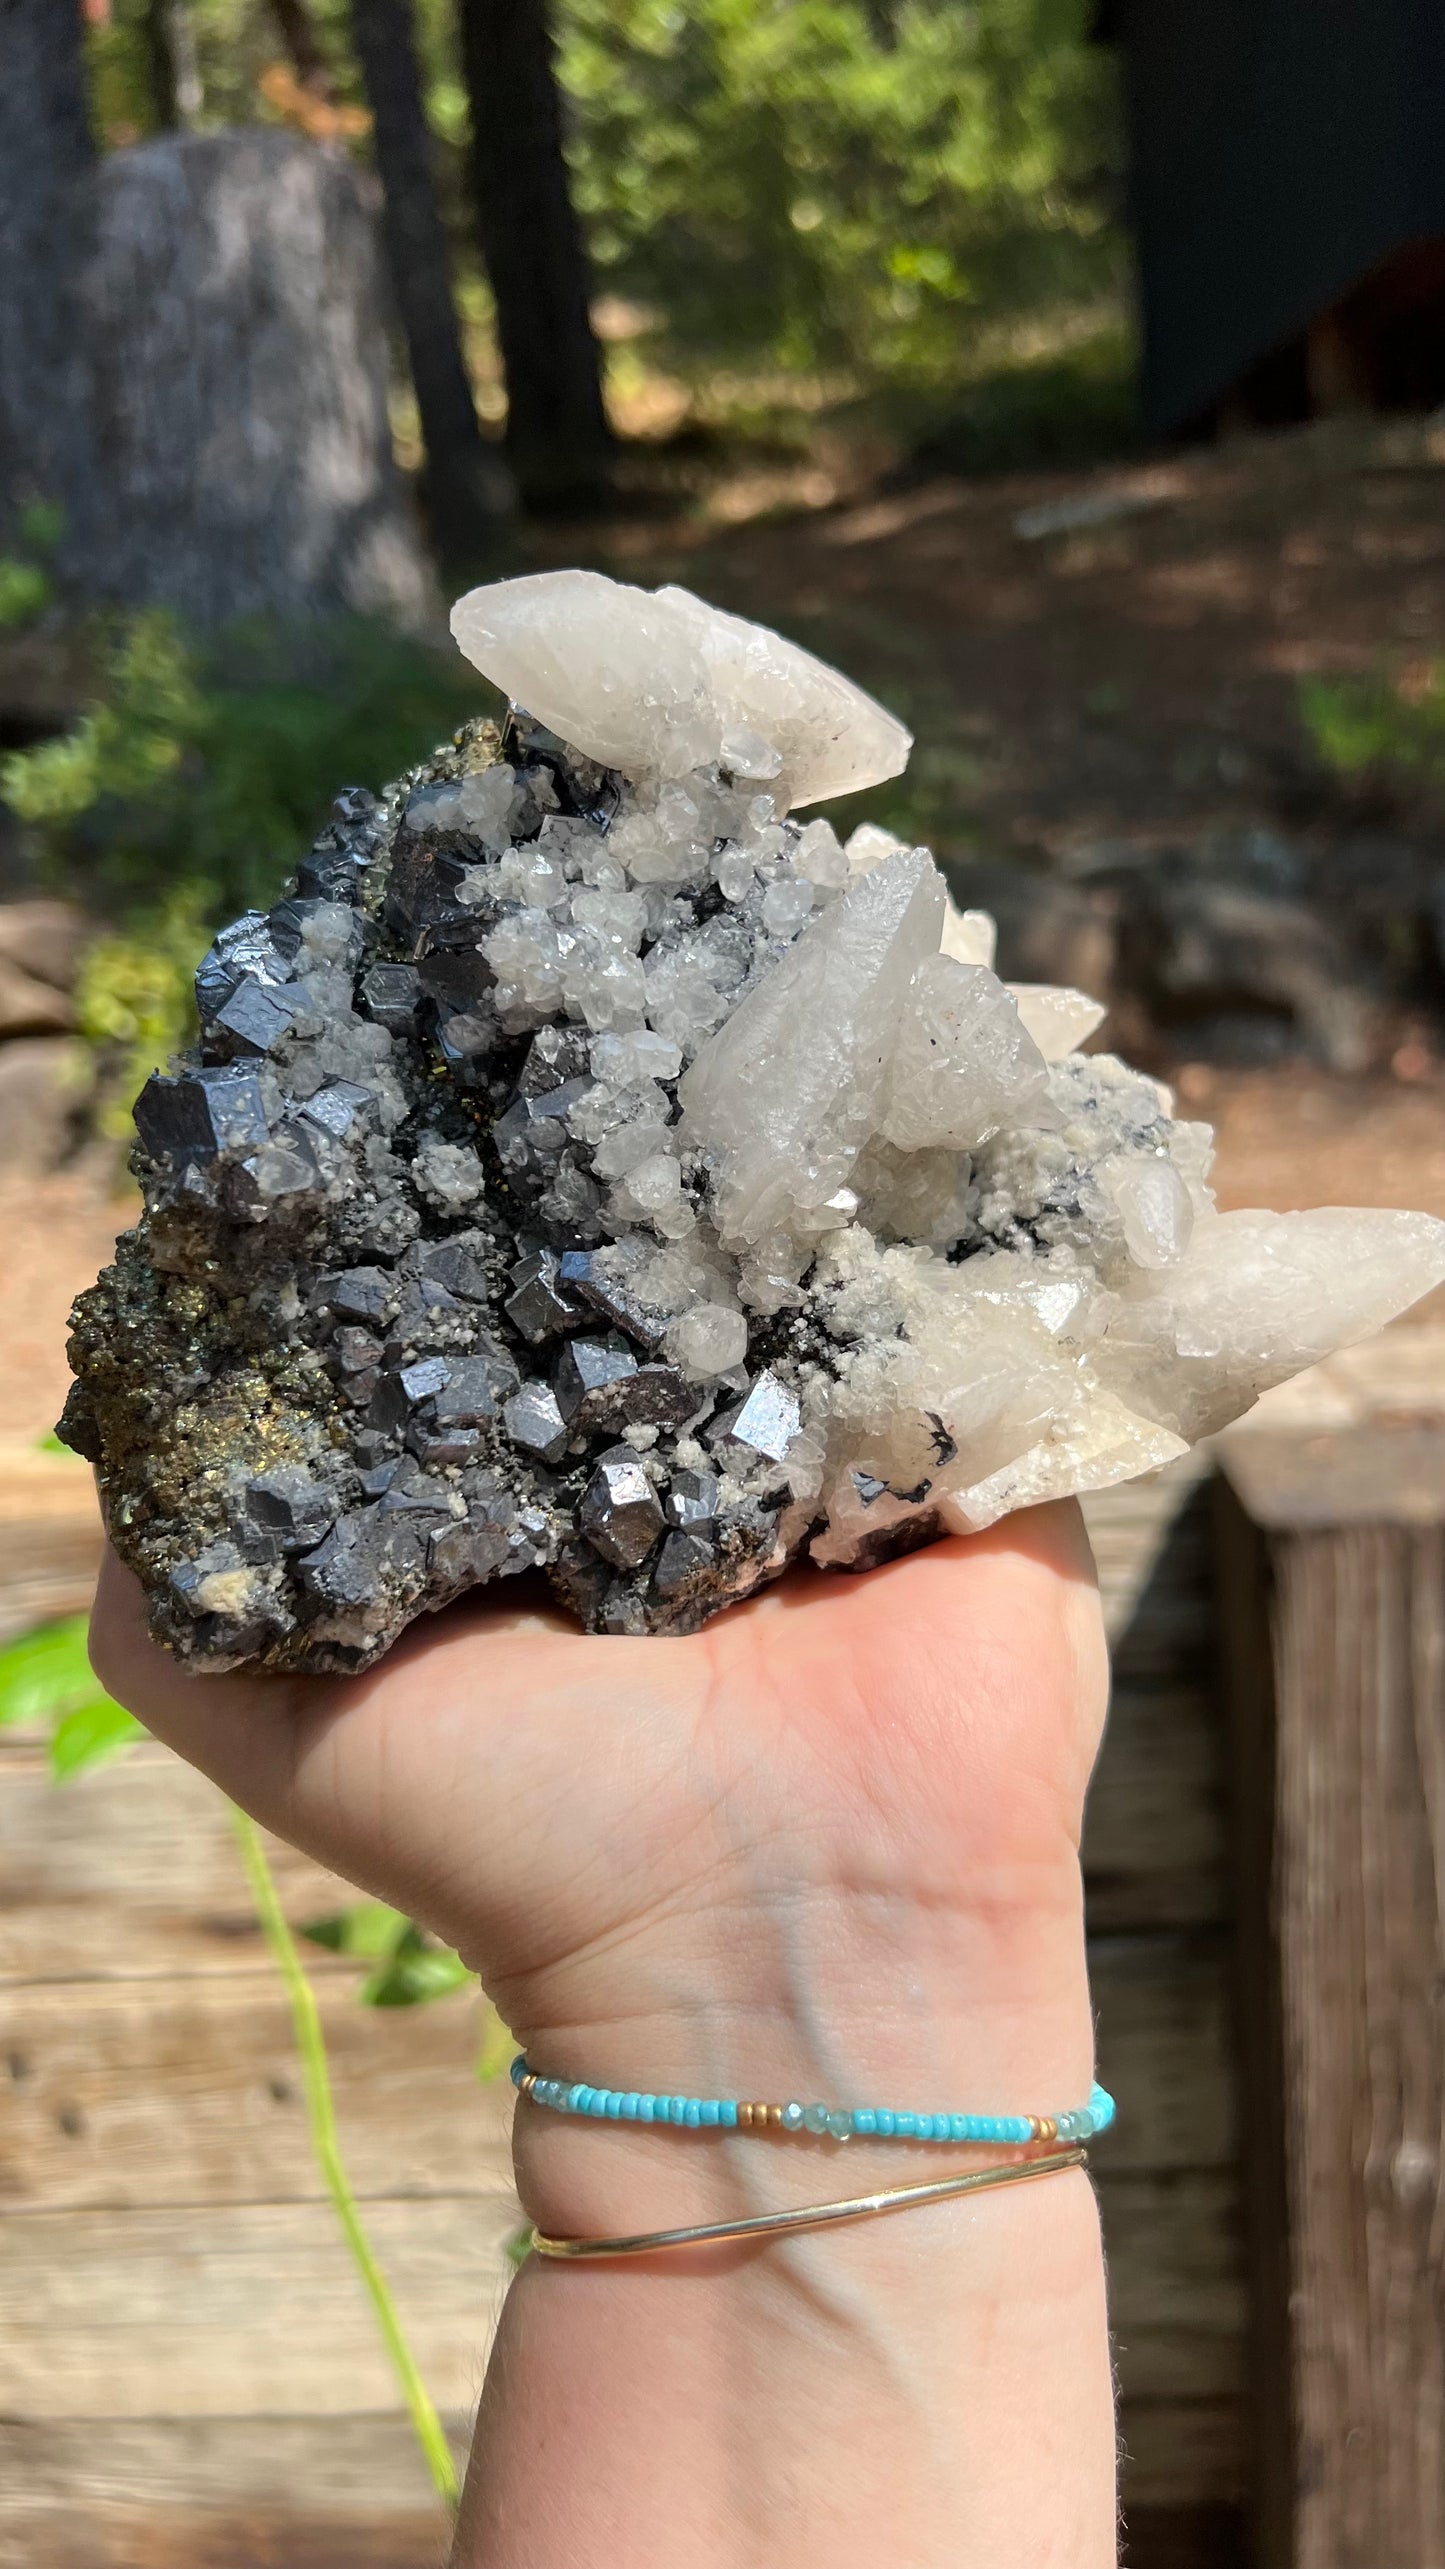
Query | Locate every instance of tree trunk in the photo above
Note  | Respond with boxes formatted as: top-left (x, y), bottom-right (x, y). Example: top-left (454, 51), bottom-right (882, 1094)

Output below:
top-left (0, 0), bottom-right (99, 542)
top-left (350, 0), bottom-right (509, 565)
top-left (265, 0), bottom-right (334, 100)
top-left (456, 0), bottom-right (609, 515)
top-left (143, 0), bottom-right (203, 128)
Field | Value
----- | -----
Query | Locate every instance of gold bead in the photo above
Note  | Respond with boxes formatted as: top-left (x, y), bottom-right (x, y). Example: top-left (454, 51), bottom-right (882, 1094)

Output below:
top-left (521, 2072), bottom-right (539, 2100)
top-left (738, 2102), bottom-right (754, 2128)
top-left (766, 2103), bottom-right (784, 2130)
top-left (1036, 2116), bottom-right (1057, 2144)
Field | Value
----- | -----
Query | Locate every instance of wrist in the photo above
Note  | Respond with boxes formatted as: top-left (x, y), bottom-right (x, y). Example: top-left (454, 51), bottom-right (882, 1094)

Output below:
top-left (502, 1863), bottom-right (1094, 2237)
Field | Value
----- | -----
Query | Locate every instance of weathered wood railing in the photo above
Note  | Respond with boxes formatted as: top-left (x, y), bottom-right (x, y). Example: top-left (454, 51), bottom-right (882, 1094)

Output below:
top-left (3, 1367), bottom-right (1442, 2568)
top-left (1218, 1422), bottom-right (1445, 2569)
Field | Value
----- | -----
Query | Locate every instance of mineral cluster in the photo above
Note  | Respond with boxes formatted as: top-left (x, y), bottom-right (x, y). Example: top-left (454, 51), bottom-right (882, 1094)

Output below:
top-left (61, 570), bottom-right (1445, 1671)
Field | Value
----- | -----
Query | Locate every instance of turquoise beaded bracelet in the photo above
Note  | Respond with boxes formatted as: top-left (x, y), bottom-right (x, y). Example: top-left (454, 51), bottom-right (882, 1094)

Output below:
top-left (512, 2055), bottom-right (1114, 2147)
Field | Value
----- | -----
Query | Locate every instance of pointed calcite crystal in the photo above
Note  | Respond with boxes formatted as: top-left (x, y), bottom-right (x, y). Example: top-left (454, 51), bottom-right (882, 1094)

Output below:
top-left (60, 571), bottom-right (1445, 1669)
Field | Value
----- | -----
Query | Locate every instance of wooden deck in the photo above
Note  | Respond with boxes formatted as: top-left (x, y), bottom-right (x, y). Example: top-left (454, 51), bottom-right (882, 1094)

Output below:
top-left (2, 1382), bottom-right (1388, 2566)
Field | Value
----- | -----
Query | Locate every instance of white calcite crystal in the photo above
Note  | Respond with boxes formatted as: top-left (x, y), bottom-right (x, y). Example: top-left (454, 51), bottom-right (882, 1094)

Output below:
top-left (451, 569), bottom-right (911, 809)
top-left (62, 571), bottom-right (1445, 1665)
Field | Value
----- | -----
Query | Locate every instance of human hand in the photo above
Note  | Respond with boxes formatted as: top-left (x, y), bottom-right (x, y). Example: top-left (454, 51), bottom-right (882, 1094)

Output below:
top-left (90, 1505), bottom-right (1116, 2566)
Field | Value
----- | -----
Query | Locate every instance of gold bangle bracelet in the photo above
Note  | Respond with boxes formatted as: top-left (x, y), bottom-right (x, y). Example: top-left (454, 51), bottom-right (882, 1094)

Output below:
top-left (529, 2144), bottom-right (1088, 2262)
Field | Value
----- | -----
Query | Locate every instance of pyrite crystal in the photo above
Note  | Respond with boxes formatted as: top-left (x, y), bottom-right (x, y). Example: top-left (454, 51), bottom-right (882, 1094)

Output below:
top-left (61, 570), bottom-right (1445, 1670)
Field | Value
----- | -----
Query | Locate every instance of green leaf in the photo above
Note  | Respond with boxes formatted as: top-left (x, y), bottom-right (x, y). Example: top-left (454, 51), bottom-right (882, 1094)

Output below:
top-left (504, 2224), bottom-right (536, 2270)
top-left (49, 1695), bottom-right (145, 1780)
top-left (33, 1430), bottom-right (79, 1456)
top-left (0, 1615), bottom-right (99, 1730)
top-left (0, 559), bottom-right (51, 630)
top-left (302, 1900), bottom-right (408, 1959)
top-left (362, 1924), bottom-right (475, 2009)
top-left (302, 1905), bottom-right (474, 2007)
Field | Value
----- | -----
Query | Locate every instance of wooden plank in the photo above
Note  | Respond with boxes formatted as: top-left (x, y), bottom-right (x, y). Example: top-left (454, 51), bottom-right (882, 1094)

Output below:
top-left (1122, 2499), bottom-right (1249, 2566)
top-left (0, 1970), bottom-right (513, 2212)
top-left (0, 2412), bottom-right (468, 2515)
top-left (0, 2197), bottom-right (519, 2418)
top-left (0, 2416), bottom-right (460, 2569)
top-left (1081, 1452), bottom-right (1213, 1645)
top-left (1115, 2384), bottom-right (1239, 2507)
top-left (0, 2411), bottom-right (1243, 2563)
top-left (0, 1742), bottom-right (376, 1984)
top-left (1083, 1683), bottom-right (1228, 1929)
top-left (0, 2169), bottom-right (1233, 2422)
top-left (0, 1930), bottom-right (1231, 2214)
top-left (1218, 1451), bottom-right (1445, 2569)
top-left (1, 2510), bottom-right (451, 2569)
top-left (1090, 1932), bottom-right (1237, 2174)
top-left (1082, 1461), bottom-right (1227, 1930)
top-left (1224, 1417), bottom-right (1445, 1529)
top-left (1098, 2171), bottom-right (1247, 2402)
top-left (0, 1443), bottom-right (104, 1645)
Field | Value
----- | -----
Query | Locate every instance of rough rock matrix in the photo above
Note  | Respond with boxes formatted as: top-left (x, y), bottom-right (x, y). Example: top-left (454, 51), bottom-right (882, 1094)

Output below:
top-left (61, 570), bottom-right (1445, 1671)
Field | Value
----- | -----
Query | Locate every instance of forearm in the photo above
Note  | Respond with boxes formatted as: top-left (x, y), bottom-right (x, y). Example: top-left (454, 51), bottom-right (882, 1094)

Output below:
top-left (453, 1885), bottom-right (1116, 2568)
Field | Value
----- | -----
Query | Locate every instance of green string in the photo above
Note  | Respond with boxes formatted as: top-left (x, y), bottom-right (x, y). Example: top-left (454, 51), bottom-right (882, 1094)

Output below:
top-left (228, 1803), bottom-right (461, 2512)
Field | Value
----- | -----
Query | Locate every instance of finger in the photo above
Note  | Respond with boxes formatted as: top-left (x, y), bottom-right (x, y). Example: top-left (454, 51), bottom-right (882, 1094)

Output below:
top-left (88, 1543), bottom-right (317, 1832)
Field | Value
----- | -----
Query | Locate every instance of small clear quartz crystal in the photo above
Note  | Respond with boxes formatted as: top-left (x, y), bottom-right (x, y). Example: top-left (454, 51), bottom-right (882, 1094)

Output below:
top-left (60, 571), bottom-right (1445, 1668)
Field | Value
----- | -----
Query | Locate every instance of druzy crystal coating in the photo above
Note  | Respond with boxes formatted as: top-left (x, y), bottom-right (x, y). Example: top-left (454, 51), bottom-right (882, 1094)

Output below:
top-left (61, 571), bottom-right (1445, 1671)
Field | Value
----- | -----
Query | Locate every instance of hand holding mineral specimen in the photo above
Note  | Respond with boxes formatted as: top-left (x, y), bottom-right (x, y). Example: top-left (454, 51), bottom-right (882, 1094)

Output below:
top-left (61, 572), bottom-right (1445, 1670)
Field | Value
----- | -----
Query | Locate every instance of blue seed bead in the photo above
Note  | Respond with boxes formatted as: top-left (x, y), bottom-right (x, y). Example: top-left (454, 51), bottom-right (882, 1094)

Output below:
top-left (782, 2101), bottom-right (807, 2132)
top-left (510, 2056), bottom-right (525, 2088)
top-left (668, 2096), bottom-right (685, 2125)
top-left (721, 2100), bottom-right (739, 2128)
top-left (895, 2114), bottom-right (916, 2138)
top-left (684, 2099), bottom-right (702, 2128)
top-left (700, 2099), bottom-right (720, 2127)
top-left (622, 2092), bottom-right (639, 2120)
top-left (875, 2110), bottom-right (896, 2137)
top-left (575, 2086), bottom-right (593, 2113)
top-left (853, 2109), bottom-right (877, 2136)
top-left (803, 2103), bottom-right (830, 2134)
top-left (638, 2094), bottom-right (654, 2123)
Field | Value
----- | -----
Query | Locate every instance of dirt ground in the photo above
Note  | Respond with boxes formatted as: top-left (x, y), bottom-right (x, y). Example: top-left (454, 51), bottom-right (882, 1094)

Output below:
top-left (600, 412), bottom-right (1445, 867)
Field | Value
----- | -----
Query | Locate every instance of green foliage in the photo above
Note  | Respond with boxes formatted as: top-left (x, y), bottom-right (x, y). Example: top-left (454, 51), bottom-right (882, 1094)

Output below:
top-left (0, 559), bottom-right (52, 630)
top-left (305, 1899), bottom-right (511, 2071)
top-left (560, 0), bottom-right (1123, 390)
top-left (1301, 660), bottom-right (1445, 805)
top-left (912, 326), bottom-right (1136, 473)
top-left (84, 0), bottom-right (1124, 435)
top-left (305, 1901), bottom-right (476, 2010)
top-left (0, 1613), bottom-right (144, 1780)
top-left (74, 888), bottom-right (211, 1138)
top-left (1, 611), bottom-right (481, 921)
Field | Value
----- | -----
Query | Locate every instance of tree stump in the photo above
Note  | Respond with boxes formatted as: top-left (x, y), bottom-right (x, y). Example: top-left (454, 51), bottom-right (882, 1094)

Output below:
top-left (72, 128), bottom-right (436, 631)
top-left (1217, 1424), bottom-right (1445, 2567)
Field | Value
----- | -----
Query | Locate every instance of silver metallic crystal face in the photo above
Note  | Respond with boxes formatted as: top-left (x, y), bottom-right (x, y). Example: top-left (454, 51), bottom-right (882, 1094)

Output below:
top-left (59, 572), bottom-right (1445, 1671)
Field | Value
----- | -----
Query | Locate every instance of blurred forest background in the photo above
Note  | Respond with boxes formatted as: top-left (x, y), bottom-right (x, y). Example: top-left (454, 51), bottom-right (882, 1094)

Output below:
top-left (2, 0), bottom-right (1445, 1187)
